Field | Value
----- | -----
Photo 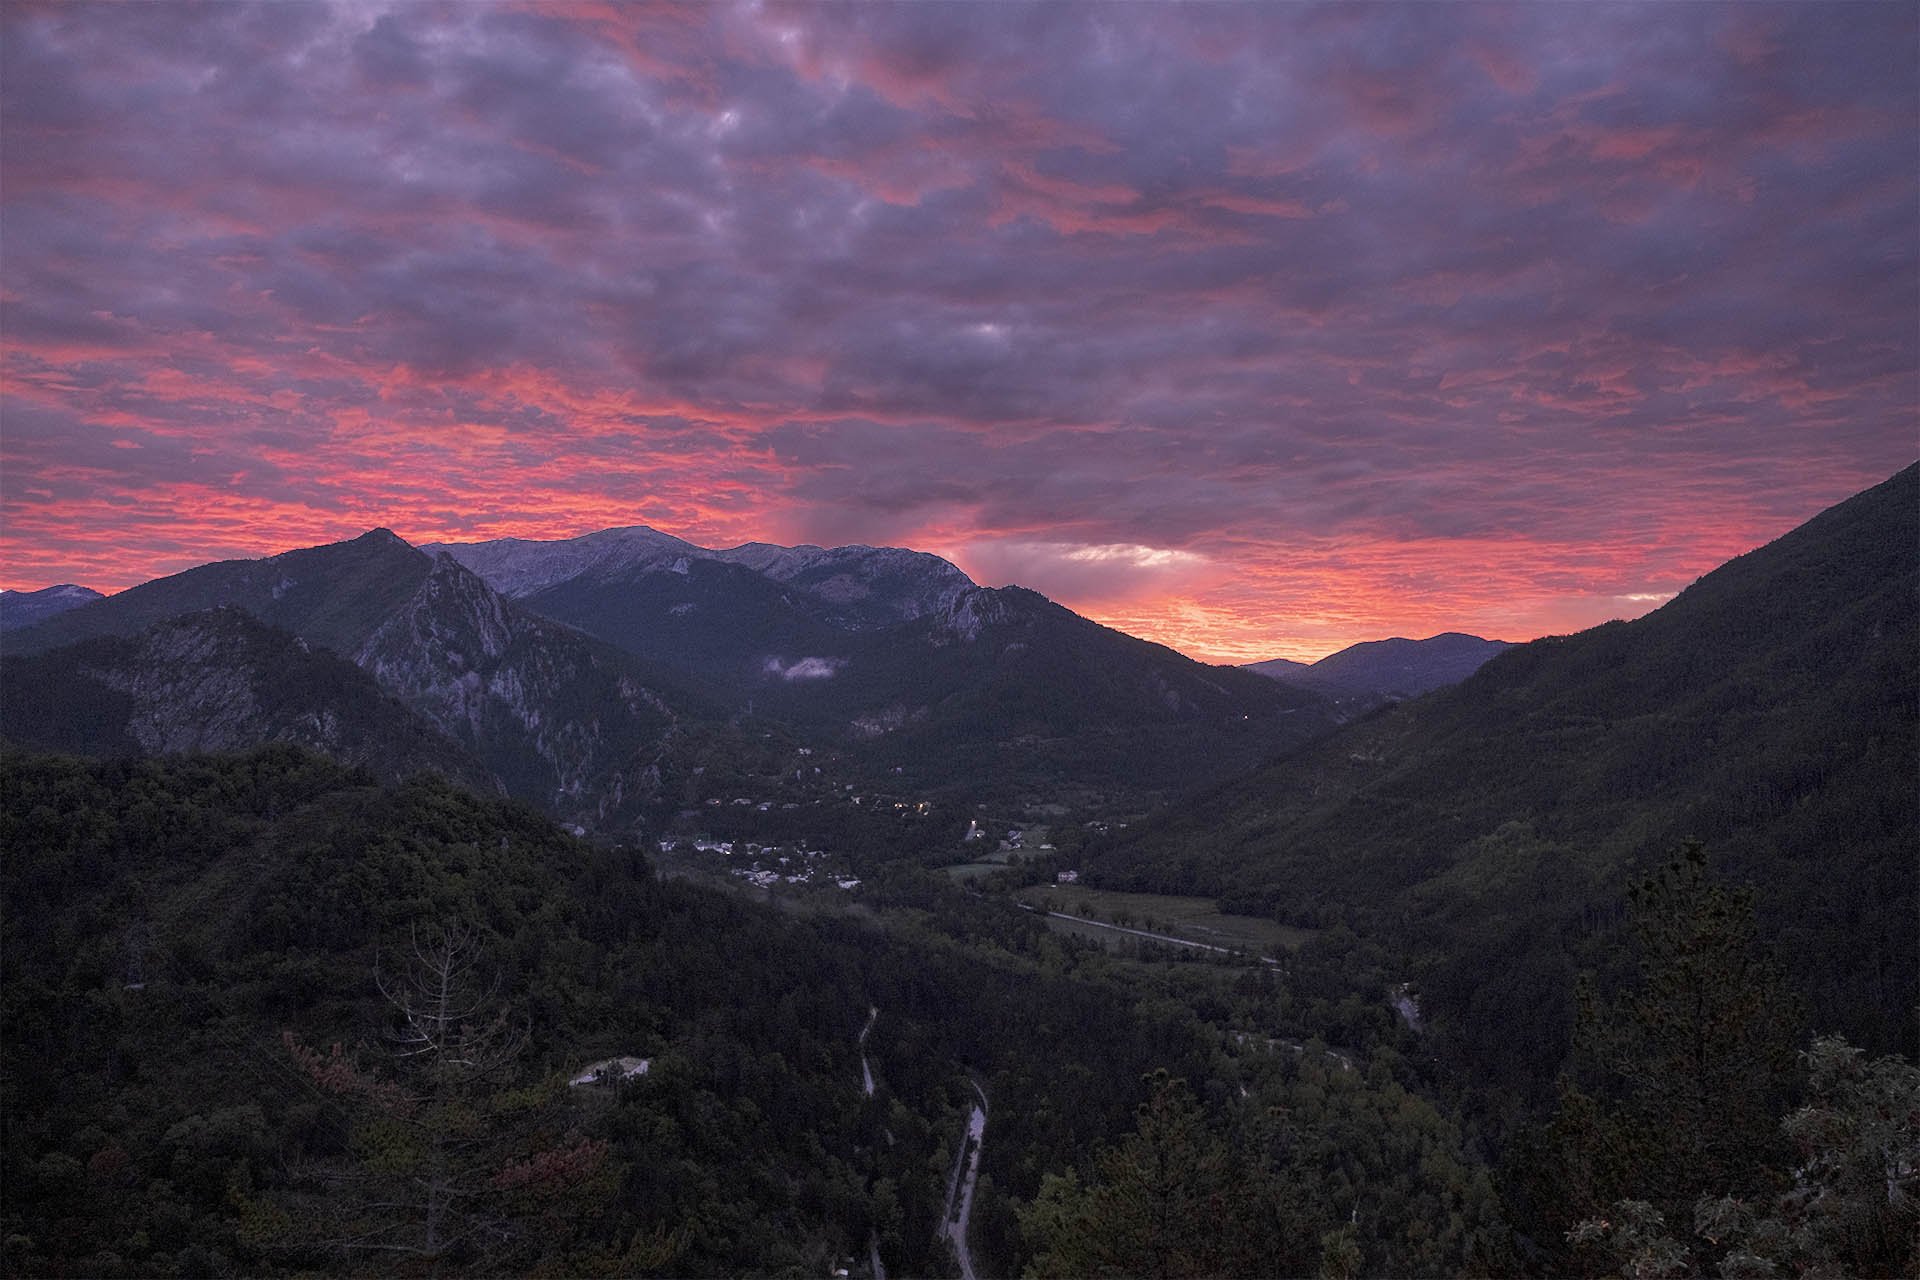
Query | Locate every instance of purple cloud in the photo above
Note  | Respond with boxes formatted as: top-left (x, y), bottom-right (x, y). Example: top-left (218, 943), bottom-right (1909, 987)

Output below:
top-left (2, 0), bottom-right (1912, 659)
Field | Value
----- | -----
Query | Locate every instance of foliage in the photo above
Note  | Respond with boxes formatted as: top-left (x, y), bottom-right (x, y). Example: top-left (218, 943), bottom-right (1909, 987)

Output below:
top-left (1020, 1071), bottom-right (1287, 1277)
top-left (1527, 842), bottom-right (1802, 1272)
top-left (1093, 464), bottom-right (1917, 1124)
top-left (1568, 1036), bottom-right (1919, 1279)
top-left (8, 745), bottom-right (1490, 1278)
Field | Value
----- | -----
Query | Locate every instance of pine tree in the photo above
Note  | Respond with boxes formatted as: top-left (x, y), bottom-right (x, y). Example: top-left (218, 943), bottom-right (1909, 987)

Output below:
top-left (1552, 842), bottom-right (1803, 1253)
top-left (1020, 1071), bottom-right (1281, 1278)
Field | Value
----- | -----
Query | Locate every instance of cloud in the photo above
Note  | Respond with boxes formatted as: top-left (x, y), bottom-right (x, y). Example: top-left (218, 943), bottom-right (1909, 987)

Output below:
top-left (763, 656), bottom-right (844, 681)
top-left (956, 539), bottom-right (1213, 606)
top-left (0, 0), bottom-right (1912, 660)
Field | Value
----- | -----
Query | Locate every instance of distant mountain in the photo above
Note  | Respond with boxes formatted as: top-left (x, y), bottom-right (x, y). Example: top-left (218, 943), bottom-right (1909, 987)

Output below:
top-left (0, 607), bottom-right (493, 791)
top-left (1242, 655), bottom-right (1311, 681)
top-left (1099, 463), bottom-right (1918, 1078)
top-left (0, 584), bottom-right (104, 632)
top-left (5, 531), bottom-right (689, 831)
top-left (424, 527), bottom-right (975, 633)
top-left (1245, 632), bottom-right (1512, 698)
top-left (433, 526), bottom-right (1341, 800)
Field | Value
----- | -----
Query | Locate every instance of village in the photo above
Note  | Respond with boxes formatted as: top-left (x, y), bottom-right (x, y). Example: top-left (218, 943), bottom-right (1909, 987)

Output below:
top-left (660, 834), bottom-right (866, 892)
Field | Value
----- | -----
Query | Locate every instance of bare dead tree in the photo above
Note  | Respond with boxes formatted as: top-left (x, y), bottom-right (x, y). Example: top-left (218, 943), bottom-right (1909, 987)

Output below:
top-left (273, 921), bottom-right (603, 1270)
top-left (375, 920), bottom-right (528, 1085)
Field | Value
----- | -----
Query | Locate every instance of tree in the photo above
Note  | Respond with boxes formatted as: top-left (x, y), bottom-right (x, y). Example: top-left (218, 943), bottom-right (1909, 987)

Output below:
top-left (1550, 842), bottom-right (1803, 1263)
top-left (1569, 1036), bottom-right (1919, 1278)
top-left (1019, 1071), bottom-right (1280, 1278)
top-left (261, 922), bottom-right (611, 1271)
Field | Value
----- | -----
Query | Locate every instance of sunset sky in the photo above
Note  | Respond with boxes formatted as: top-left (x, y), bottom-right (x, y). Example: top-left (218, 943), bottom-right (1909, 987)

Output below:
top-left (2, 2), bottom-right (1914, 662)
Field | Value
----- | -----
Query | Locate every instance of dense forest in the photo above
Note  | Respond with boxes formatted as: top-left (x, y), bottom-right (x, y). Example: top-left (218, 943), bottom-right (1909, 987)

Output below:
top-left (4, 746), bottom-right (1913, 1277)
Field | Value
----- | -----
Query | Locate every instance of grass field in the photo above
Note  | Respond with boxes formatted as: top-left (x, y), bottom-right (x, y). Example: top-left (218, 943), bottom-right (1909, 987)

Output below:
top-left (1016, 883), bottom-right (1317, 954)
top-left (944, 862), bottom-right (1004, 881)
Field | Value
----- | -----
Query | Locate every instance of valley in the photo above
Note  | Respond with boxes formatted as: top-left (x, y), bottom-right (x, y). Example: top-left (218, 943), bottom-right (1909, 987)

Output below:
top-left (1, 464), bottom-right (1914, 1279)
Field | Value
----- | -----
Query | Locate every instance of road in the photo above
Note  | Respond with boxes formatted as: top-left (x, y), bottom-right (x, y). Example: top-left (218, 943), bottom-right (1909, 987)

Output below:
top-left (859, 1005), bottom-right (878, 1097)
top-left (1021, 903), bottom-right (1283, 966)
top-left (939, 1079), bottom-right (989, 1280)
top-left (858, 1006), bottom-right (886, 1280)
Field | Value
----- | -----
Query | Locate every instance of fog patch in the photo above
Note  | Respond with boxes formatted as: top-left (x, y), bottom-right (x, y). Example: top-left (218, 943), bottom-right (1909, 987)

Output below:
top-left (764, 656), bottom-right (844, 681)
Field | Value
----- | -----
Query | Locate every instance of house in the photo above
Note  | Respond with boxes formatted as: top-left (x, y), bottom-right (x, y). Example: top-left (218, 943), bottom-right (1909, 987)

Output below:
top-left (1056, 870), bottom-right (1079, 884)
top-left (569, 1056), bottom-right (650, 1087)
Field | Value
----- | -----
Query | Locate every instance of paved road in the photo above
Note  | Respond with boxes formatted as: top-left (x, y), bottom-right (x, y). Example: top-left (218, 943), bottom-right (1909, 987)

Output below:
top-left (940, 1080), bottom-right (989, 1280)
top-left (1023, 903), bottom-right (1283, 966)
top-left (859, 1005), bottom-right (878, 1097)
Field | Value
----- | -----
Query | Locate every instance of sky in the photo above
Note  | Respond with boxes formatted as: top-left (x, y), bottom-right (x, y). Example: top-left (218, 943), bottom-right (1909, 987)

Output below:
top-left (2, 2), bottom-right (1914, 663)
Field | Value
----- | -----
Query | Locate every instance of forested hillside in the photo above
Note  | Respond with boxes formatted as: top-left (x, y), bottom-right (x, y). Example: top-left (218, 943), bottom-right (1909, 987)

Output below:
top-left (1, 746), bottom-right (1514, 1277)
top-left (1095, 463), bottom-right (1918, 1092)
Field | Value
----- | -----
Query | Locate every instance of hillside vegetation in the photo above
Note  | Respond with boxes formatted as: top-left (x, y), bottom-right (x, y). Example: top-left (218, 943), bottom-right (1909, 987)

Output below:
top-left (1095, 463), bottom-right (1918, 1091)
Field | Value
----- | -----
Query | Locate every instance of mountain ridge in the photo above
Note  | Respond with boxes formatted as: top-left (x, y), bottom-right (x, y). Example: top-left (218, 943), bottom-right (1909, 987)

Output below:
top-left (1244, 631), bottom-right (1513, 699)
top-left (424, 526), bottom-right (976, 632)
top-left (0, 606), bottom-right (496, 791)
top-left (3, 531), bottom-right (693, 832)
top-left (0, 583), bottom-right (105, 632)
top-left (1095, 461), bottom-right (1918, 1077)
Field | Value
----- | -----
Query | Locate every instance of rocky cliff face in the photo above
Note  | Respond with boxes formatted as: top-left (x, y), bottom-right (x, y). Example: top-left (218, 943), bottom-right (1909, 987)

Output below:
top-left (353, 555), bottom-right (679, 829)
top-left (4, 534), bottom-right (692, 833)
top-left (0, 608), bottom-right (493, 790)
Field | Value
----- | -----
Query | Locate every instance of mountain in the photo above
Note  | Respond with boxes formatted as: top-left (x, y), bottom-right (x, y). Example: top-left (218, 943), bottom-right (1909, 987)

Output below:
top-left (0, 607), bottom-right (493, 791)
top-left (1245, 632), bottom-right (1512, 698)
top-left (4, 531), bottom-right (690, 831)
top-left (431, 527), bottom-right (1341, 801)
top-left (761, 584), bottom-right (1342, 799)
top-left (423, 526), bottom-right (974, 633)
top-left (1097, 463), bottom-right (1919, 1081)
top-left (1242, 655), bottom-right (1312, 681)
top-left (0, 583), bottom-right (104, 632)
top-left (8, 528), bottom-right (433, 657)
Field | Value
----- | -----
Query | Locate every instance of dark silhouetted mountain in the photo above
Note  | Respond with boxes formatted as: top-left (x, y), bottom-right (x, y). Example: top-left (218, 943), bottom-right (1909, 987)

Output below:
top-left (0, 584), bottom-right (104, 632)
top-left (1242, 655), bottom-right (1312, 681)
top-left (1245, 632), bottom-right (1513, 698)
top-left (5, 530), bottom-right (688, 831)
top-left (0, 607), bottom-right (493, 791)
top-left (1099, 463), bottom-right (1918, 1078)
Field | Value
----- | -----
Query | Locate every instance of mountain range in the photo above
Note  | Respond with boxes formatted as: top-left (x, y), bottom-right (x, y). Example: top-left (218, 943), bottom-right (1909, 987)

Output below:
top-left (1, 465), bottom-right (1913, 1277)
top-left (2, 524), bottom-right (1350, 820)
top-left (425, 527), bottom-right (1349, 800)
top-left (1, 606), bottom-right (494, 792)
top-left (4, 531), bottom-right (688, 831)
